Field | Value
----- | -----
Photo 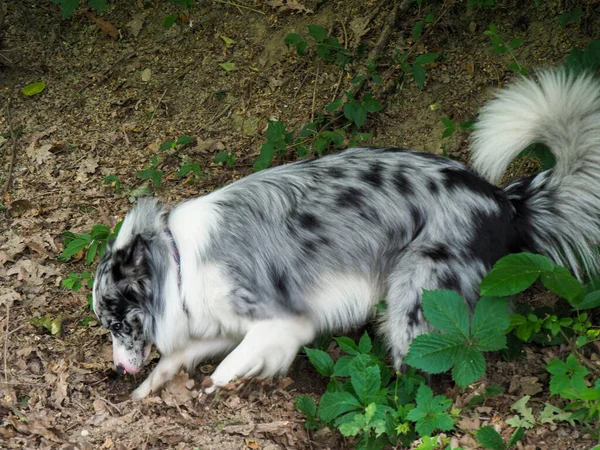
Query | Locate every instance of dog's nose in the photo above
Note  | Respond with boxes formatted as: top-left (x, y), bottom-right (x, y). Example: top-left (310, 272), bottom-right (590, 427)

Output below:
top-left (115, 364), bottom-right (127, 376)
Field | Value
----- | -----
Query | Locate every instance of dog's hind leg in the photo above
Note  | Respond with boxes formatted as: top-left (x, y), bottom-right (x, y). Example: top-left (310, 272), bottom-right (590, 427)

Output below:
top-left (206, 316), bottom-right (316, 393)
top-left (381, 248), bottom-right (465, 369)
top-left (131, 337), bottom-right (235, 400)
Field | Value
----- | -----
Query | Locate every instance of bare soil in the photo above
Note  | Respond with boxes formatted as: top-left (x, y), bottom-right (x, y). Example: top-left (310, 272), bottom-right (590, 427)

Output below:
top-left (0, 0), bottom-right (598, 449)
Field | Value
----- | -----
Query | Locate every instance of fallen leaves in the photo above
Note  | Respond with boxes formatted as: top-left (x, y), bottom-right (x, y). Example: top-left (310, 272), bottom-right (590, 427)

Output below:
top-left (86, 13), bottom-right (119, 39)
top-left (267, 0), bottom-right (313, 14)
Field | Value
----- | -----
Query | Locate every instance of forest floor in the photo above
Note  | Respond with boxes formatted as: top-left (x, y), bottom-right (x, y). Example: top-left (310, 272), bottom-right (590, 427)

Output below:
top-left (0, 0), bottom-right (598, 449)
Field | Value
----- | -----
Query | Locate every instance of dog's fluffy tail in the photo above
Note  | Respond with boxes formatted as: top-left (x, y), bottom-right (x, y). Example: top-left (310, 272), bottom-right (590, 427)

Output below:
top-left (471, 70), bottom-right (600, 277)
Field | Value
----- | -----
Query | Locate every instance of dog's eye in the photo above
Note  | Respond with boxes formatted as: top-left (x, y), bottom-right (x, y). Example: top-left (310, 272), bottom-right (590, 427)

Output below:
top-left (111, 323), bottom-right (122, 332)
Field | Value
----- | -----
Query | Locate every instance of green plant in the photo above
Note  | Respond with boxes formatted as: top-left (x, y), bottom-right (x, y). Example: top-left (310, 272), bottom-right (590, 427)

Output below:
top-left (164, 0), bottom-right (195, 27)
top-left (565, 39), bottom-right (600, 74)
top-left (440, 118), bottom-right (475, 139)
top-left (60, 221), bottom-right (122, 265)
top-left (467, 0), bottom-right (496, 8)
top-left (31, 314), bottom-right (62, 337)
top-left (159, 135), bottom-right (196, 152)
top-left (484, 24), bottom-right (527, 75)
top-left (297, 331), bottom-right (460, 448)
top-left (475, 425), bottom-right (524, 450)
top-left (50, 0), bottom-right (106, 19)
top-left (62, 271), bottom-right (95, 311)
top-left (405, 290), bottom-right (509, 388)
top-left (137, 155), bottom-right (163, 187)
top-left (253, 121), bottom-right (293, 171)
top-left (393, 50), bottom-right (440, 88)
top-left (103, 174), bottom-right (121, 193)
top-left (214, 151), bottom-right (237, 169)
top-left (557, 8), bottom-right (583, 28)
top-left (177, 158), bottom-right (204, 182)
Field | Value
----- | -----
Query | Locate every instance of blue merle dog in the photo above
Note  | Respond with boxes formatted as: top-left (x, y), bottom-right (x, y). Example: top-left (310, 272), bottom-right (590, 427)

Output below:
top-left (92, 70), bottom-right (600, 399)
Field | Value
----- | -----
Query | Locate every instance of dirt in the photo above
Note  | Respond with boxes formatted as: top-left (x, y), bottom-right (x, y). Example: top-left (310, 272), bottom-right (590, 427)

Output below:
top-left (0, 0), bottom-right (599, 449)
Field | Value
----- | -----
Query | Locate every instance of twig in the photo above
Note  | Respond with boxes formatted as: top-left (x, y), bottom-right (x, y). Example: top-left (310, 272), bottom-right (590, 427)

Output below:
top-left (311, 65), bottom-right (320, 123)
top-left (2, 99), bottom-right (17, 195)
top-left (330, 20), bottom-right (348, 102)
top-left (3, 304), bottom-right (9, 382)
top-left (151, 88), bottom-right (168, 122)
top-left (212, 0), bottom-right (265, 15)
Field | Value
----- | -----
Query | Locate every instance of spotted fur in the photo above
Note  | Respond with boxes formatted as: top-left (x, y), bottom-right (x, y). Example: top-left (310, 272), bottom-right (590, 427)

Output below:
top-left (93, 70), bottom-right (600, 398)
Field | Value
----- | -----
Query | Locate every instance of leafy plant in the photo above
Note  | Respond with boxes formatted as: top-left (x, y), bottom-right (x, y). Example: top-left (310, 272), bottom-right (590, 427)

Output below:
top-left (60, 221), bottom-right (122, 265)
top-left (440, 118), bottom-right (475, 139)
top-left (137, 155), bottom-right (163, 187)
top-left (50, 0), bottom-right (106, 19)
top-left (62, 271), bottom-right (93, 292)
top-left (253, 121), bottom-right (293, 172)
top-left (31, 314), bottom-right (63, 337)
top-left (565, 39), bottom-right (600, 74)
top-left (284, 33), bottom-right (307, 57)
top-left (484, 24), bottom-right (527, 75)
top-left (164, 0), bottom-right (195, 27)
top-left (307, 25), bottom-right (352, 68)
top-left (159, 136), bottom-right (196, 152)
top-left (393, 50), bottom-right (440, 88)
top-left (21, 81), bottom-right (47, 96)
top-left (557, 8), bottom-right (583, 28)
top-left (177, 159), bottom-right (204, 182)
top-left (475, 425), bottom-right (524, 450)
top-left (214, 151), bottom-right (237, 169)
top-left (103, 174), bottom-right (121, 193)
top-left (405, 385), bottom-right (454, 436)
top-left (405, 290), bottom-right (509, 388)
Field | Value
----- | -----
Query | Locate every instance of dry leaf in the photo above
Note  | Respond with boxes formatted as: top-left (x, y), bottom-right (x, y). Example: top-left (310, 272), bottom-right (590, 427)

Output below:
top-left (0, 287), bottom-right (21, 308)
top-left (266, 0), bottom-right (313, 13)
top-left (126, 13), bottom-right (144, 37)
top-left (86, 13), bottom-right (119, 39)
top-left (79, 156), bottom-right (99, 175)
top-left (194, 139), bottom-right (225, 153)
top-left (160, 372), bottom-right (196, 406)
top-left (349, 17), bottom-right (370, 45)
top-left (7, 416), bottom-right (61, 442)
top-left (26, 143), bottom-right (54, 165)
top-left (141, 68), bottom-right (152, 82)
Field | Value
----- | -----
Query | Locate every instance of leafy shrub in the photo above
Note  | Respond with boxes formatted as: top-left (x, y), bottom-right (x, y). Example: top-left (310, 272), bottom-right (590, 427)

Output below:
top-left (50, 0), bottom-right (106, 19)
top-left (60, 221), bottom-right (122, 265)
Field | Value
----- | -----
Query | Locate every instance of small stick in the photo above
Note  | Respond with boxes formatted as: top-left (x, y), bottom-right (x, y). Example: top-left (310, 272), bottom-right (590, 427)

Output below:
top-left (3, 303), bottom-right (9, 382)
top-left (2, 99), bottom-right (17, 195)
top-left (151, 88), bottom-right (168, 122)
top-left (311, 65), bottom-right (320, 123)
top-left (212, 0), bottom-right (265, 15)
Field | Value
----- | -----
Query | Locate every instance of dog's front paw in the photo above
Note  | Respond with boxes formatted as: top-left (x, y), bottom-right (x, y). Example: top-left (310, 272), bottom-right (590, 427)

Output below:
top-left (131, 380), bottom-right (152, 400)
top-left (201, 376), bottom-right (216, 394)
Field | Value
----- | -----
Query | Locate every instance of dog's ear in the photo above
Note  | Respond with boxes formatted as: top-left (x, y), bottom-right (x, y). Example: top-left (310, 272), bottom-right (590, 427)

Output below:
top-left (119, 234), bottom-right (149, 288)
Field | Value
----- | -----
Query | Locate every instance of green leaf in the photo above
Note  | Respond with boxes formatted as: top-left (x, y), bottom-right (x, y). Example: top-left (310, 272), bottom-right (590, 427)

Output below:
top-left (405, 333), bottom-right (463, 373)
top-left (296, 395), bottom-right (317, 417)
top-left (406, 385), bottom-right (453, 436)
top-left (358, 332), bottom-right (372, 354)
top-left (540, 266), bottom-right (583, 302)
top-left (506, 427), bottom-right (525, 449)
top-left (412, 63), bottom-right (427, 87)
top-left (334, 336), bottom-right (360, 355)
top-left (538, 403), bottom-right (573, 425)
top-left (219, 62), bottom-right (237, 72)
top-left (85, 240), bottom-right (99, 265)
top-left (317, 391), bottom-right (362, 422)
top-left (573, 290), bottom-right (600, 310)
top-left (326, 99), bottom-right (343, 112)
top-left (31, 314), bottom-right (62, 336)
top-left (421, 289), bottom-right (470, 338)
top-left (452, 346), bottom-right (486, 388)
top-left (22, 81), bottom-right (47, 96)
top-left (60, 0), bottom-right (79, 18)
top-left (89, 0), bottom-right (107, 11)
top-left (480, 253), bottom-right (554, 297)
top-left (414, 52), bottom-right (439, 65)
top-left (509, 37), bottom-right (523, 49)
top-left (412, 21), bottom-right (424, 40)
top-left (333, 355), bottom-right (355, 377)
top-left (253, 142), bottom-right (276, 172)
top-left (472, 297), bottom-right (509, 351)
top-left (163, 13), bottom-right (178, 28)
top-left (176, 136), bottom-right (196, 146)
top-left (307, 24), bottom-right (326, 42)
top-left (362, 94), bottom-right (382, 113)
top-left (475, 426), bottom-right (505, 450)
top-left (351, 364), bottom-right (380, 405)
top-left (304, 347), bottom-right (334, 377)
top-left (509, 396), bottom-right (535, 428)
top-left (220, 35), bottom-right (235, 46)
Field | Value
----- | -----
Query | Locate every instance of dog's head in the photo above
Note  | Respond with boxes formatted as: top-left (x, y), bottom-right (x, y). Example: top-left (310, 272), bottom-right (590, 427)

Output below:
top-left (92, 199), bottom-right (167, 375)
top-left (93, 234), bottom-right (154, 375)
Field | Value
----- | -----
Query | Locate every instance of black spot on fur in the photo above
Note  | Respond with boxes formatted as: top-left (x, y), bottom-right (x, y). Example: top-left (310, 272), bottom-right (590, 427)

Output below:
top-left (270, 265), bottom-right (291, 306)
top-left (298, 212), bottom-right (321, 230)
top-left (439, 271), bottom-right (461, 292)
top-left (440, 167), bottom-right (499, 199)
top-left (361, 162), bottom-right (384, 187)
top-left (380, 147), bottom-right (410, 153)
top-left (413, 151), bottom-right (448, 163)
top-left (423, 244), bottom-right (452, 261)
top-left (427, 179), bottom-right (439, 195)
top-left (407, 302), bottom-right (421, 328)
top-left (391, 168), bottom-right (415, 196)
top-left (328, 167), bottom-right (345, 178)
top-left (336, 187), bottom-right (365, 209)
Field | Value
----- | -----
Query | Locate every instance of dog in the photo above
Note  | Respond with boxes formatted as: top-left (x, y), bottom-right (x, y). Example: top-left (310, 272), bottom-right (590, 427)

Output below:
top-left (92, 70), bottom-right (600, 399)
